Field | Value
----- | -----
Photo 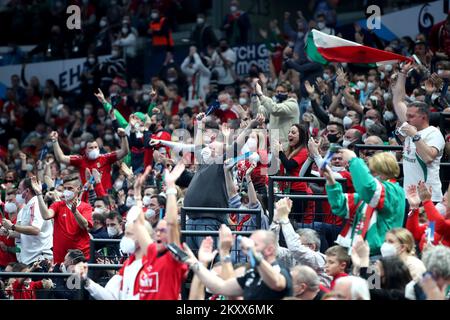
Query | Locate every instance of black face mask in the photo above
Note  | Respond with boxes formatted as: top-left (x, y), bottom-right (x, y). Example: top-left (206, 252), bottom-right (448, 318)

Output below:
top-left (327, 133), bottom-right (339, 143)
top-left (220, 46), bottom-right (228, 52)
top-left (275, 93), bottom-right (288, 103)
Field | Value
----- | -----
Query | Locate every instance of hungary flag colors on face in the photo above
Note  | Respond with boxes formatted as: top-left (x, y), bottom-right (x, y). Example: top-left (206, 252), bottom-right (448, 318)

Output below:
top-left (305, 29), bottom-right (412, 66)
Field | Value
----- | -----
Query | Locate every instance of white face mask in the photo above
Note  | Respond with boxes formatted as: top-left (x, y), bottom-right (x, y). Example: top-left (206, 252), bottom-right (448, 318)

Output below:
top-left (367, 82), bottom-right (375, 91)
top-left (380, 242), bottom-right (397, 257)
top-left (114, 180), bottom-right (124, 191)
top-left (94, 207), bottom-right (105, 215)
top-left (111, 50), bottom-right (119, 57)
top-left (383, 111), bottom-right (395, 122)
top-left (230, 5), bottom-right (237, 12)
top-left (87, 149), bottom-right (100, 160)
top-left (107, 226), bottom-right (119, 237)
top-left (437, 69), bottom-right (444, 75)
top-left (342, 139), bottom-right (353, 148)
top-left (8, 143), bottom-right (15, 151)
top-left (435, 203), bottom-right (447, 216)
top-left (331, 166), bottom-right (345, 172)
top-left (197, 18), bottom-right (205, 24)
top-left (143, 94), bottom-right (150, 101)
top-left (317, 22), bottom-right (325, 30)
top-left (384, 64), bottom-right (393, 72)
top-left (151, 13), bottom-right (159, 20)
top-left (104, 134), bottom-right (113, 141)
top-left (88, 58), bottom-right (96, 64)
top-left (120, 236), bottom-right (136, 254)
top-left (322, 73), bottom-right (330, 81)
top-left (431, 93), bottom-right (440, 101)
top-left (239, 97), bottom-right (248, 105)
top-left (15, 194), bottom-right (25, 205)
top-left (379, 72), bottom-right (385, 80)
top-left (126, 196), bottom-right (136, 207)
top-left (365, 118), bottom-right (375, 128)
top-left (383, 92), bottom-right (390, 101)
top-left (145, 208), bottom-right (156, 220)
top-left (100, 20), bottom-right (107, 28)
top-left (63, 190), bottom-right (75, 202)
top-left (357, 81), bottom-right (366, 90)
top-left (60, 163), bottom-right (67, 171)
top-left (143, 195), bottom-right (151, 206)
top-left (343, 116), bottom-right (353, 129)
top-left (121, 27), bottom-right (129, 34)
top-left (220, 103), bottom-right (229, 111)
top-left (25, 164), bottom-right (34, 172)
top-left (4, 202), bottom-right (17, 214)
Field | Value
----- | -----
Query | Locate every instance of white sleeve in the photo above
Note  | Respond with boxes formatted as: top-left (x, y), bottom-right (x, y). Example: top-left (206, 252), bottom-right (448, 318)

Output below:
top-left (86, 275), bottom-right (122, 300)
top-left (30, 200), bottom-right (44, 230)
top-left (424, 129), bottom-right (445, 152)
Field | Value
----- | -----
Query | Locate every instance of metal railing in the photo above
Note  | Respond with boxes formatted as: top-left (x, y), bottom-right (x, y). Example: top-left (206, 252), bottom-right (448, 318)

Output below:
top-left (0, 263), bottom-right (123, 300)
top-left (268, 176), bottom-right (348, 224)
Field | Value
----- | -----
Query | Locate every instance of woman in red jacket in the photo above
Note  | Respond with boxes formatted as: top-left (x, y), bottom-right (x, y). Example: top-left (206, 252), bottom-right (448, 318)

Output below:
top-left (406, 183), bottom-right (450, 252)
top-left (277, 124), bottom-right (314, 224)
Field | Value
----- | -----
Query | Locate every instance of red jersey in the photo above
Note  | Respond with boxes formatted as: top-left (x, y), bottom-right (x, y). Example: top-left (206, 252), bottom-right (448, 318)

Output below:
top-left (330, 272), bottom-right (348, 290)
top-left (144, 130), bottom-right (172, 167)
top-left (119, 243), bottom-right (188, 300)
top-left (49, 200), bottom-right (93, 263)
top-left (0, 214), bottom-right (17, 267)
top-left (215, 109), bottom-right (238, 124)
top-left (70, 152), bottom-right (118, 190)
top-left (9, 279), bottom-right (43, 300)
top-left (280, 148), bottom-right (309, 192)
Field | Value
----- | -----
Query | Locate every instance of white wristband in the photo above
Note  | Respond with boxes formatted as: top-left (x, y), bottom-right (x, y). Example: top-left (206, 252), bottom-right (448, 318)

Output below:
top-left (165, 187), bottom-right (177, 195)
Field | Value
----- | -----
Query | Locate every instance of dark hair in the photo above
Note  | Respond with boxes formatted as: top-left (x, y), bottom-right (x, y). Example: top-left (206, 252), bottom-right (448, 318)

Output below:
top-left (92, 212), bottom-right (106, 225)
top-left (287, 124), bottom-right (309, 157)
top-left (408, 101), bottom-right (430, 119)
top-left (378, 256), bottom-right (412, 291)
top-left (63, 173), bottom-right (80, 185)
top-left (66, 249), bottom-right (87, 265)
top-left (327, 121), bottom-right (344, 135)
top-left (107, 211), bottom-right (123, 224)
top-left (367, 123), bottom-right (388, 141)
top-left (22, 178), bottom-right (36, 196)
top-left (94, 197), bottom-right (109, 206)
top-left (151, 194), bottom-right (166, 208)
top-left (12, 262), bottom-right (28, 272)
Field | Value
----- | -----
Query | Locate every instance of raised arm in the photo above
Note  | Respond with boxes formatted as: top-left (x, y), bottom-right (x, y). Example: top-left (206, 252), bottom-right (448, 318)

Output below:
top-left (30, 176), bottom-right (55, 220)
top-left (49, 131), bottom-right (71, 165)
top-left (392, 62), bottom-right (412, 124)
top-left (115, 128), bottom-right (130, 160)
top-left (94, 88), bottom-right (129, 128)
top-left (164, 161), bottom-right (186, 246)
top-left (133, 166), bottom-right (154, 250)
top-left (184, 243), bottom-right (244, 297)
top-left (188, 237), bottom-right (217, 300)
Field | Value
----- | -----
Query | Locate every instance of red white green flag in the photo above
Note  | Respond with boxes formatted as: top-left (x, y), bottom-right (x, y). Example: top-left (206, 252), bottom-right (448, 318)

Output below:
top-left (305, 29), bottom-right (412, 66)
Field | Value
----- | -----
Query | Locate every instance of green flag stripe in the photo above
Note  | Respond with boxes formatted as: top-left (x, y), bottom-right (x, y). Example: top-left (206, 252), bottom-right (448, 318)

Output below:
top-left (305, 32), bottom-right (328, 65)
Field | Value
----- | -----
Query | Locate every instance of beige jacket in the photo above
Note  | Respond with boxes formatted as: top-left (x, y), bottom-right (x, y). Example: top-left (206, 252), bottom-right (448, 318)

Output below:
top-left (251, 95), bottom-right (300, 148)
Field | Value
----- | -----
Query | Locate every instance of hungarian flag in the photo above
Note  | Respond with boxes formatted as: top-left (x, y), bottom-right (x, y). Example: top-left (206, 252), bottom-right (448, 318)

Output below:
top-left (306, 29), bottom-right (412, 66)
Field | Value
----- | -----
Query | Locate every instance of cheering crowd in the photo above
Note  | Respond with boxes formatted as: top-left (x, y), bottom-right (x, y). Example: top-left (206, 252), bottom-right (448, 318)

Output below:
top-left (1, 1), bottom-right (450, 300)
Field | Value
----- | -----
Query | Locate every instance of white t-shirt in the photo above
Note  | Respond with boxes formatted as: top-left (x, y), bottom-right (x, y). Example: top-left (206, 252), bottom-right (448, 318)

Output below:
top-left (403, 126), bottom-right (445, 202)
top-left (16, 196), bottom-right (53, 265)
top-left (211, 48), bottom-right (237, 85)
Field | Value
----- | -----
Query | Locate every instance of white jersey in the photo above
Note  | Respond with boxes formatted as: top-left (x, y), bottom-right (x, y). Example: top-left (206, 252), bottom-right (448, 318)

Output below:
top-left (86, 258), bottom-right (142, 300)
top-left (211, 48), bottom-right (237, 85)
top-left (402, 126), bottom-right (445, 202)
top-left (16, 196), bottom-right (53, 265)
